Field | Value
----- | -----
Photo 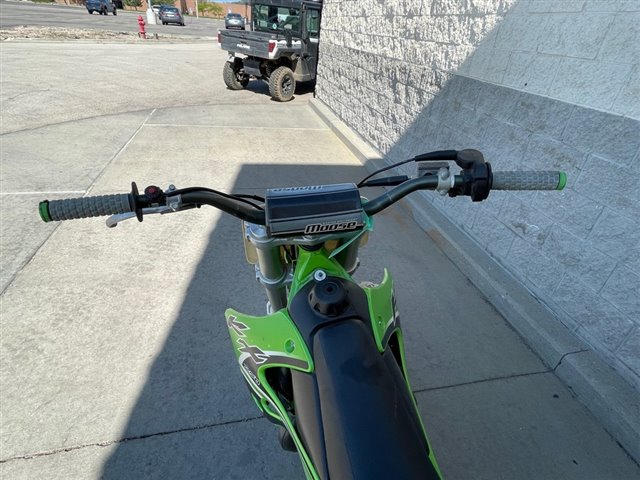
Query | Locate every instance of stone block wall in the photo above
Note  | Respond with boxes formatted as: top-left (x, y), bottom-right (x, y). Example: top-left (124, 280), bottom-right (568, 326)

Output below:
top-left (316, 0), bottom-right (639, 389)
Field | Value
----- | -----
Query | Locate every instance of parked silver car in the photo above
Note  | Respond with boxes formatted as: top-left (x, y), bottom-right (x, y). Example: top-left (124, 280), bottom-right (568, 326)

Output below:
top-left (225, 13), bottom-right (245, 30)
top-left (159, 6), bottom-right (185, 26)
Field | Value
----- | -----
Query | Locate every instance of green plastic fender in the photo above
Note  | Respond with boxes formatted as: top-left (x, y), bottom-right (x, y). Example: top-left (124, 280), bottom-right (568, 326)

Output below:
top-left (224, 308), bottom-right (319, 479)
top-left (362, 271), bottom-right (443, 478)
top-left (361, 268), bottom-right (398, 352)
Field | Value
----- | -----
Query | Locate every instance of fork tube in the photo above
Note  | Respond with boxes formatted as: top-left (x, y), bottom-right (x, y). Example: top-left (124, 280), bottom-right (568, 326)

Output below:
top-left (334, 240), bottom-right (360, 275)
top-left (255, 244), bottom-right (288, 311)
top-left (246, 224), bottom-right (289, 311)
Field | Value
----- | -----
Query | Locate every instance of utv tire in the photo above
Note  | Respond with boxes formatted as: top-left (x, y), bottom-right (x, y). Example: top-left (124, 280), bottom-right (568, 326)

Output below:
top-left (223, 61), bottom-right (249, 90)
top-left (269, 66), bottom-right (295, 102)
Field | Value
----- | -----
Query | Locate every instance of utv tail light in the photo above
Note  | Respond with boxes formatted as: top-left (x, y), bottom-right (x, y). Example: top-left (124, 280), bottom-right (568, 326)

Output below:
top-left (217, 31), bottom-right (222, 44)
top-left (268, 40), bottom-right (277, 53)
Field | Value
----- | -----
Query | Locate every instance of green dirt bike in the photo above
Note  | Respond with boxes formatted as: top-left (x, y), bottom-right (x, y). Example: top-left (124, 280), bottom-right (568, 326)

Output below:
top-left (39, 149), bottom-right (566, 479)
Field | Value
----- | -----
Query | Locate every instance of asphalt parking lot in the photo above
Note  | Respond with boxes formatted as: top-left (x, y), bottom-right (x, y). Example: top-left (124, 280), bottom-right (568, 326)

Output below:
top-left (1, 12), bottom-right (639, 479)
top-left (0, 0), bottom-right (223, 38)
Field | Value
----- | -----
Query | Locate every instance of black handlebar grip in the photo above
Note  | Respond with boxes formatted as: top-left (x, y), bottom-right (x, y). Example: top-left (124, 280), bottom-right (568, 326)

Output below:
top-left (39, 193), bottom-right (133, 222)
top-left (492, 171), bottom-right (567, 191)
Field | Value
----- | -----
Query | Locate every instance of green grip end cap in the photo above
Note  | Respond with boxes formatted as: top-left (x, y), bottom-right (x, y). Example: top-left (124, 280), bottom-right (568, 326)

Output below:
top-left (39, 201), bottom-right (52, 222)
top-left (557, 172), bottom-right (567, 191)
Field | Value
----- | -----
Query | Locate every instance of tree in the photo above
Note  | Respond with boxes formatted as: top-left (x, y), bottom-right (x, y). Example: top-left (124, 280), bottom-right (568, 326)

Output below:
top-left (124, 0), bottom-right (142, 8)
top-left (198, 2), bottom-right (223, 17)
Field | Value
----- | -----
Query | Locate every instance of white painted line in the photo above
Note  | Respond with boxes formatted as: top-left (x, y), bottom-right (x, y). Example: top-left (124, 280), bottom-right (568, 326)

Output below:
top-left (0, 191), bottom-right (86, 195)
top-left (145, 124), bottom-right (328, 130)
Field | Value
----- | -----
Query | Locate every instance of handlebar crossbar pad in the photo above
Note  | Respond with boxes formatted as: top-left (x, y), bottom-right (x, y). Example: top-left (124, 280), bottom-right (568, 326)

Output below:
top-left (40, 194), bottom-right (133, 222)
top-left (492, 171), bottom-right (566, 191)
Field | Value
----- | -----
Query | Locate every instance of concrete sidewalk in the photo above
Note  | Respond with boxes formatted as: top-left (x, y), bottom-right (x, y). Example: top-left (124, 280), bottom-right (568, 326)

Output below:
top-left (1, 44), bottom-right (638, 480)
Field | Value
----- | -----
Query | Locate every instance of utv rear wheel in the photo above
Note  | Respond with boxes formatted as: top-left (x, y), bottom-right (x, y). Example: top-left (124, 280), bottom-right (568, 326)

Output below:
top-left (269, 66), bottom-right (295, 102)
top-left (223, 61), bottom-right (249, 90)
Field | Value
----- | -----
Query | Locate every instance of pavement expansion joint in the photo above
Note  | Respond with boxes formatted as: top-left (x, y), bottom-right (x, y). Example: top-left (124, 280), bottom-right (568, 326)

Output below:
top-left (552, 349), bottom-right (590, 371)
top-left (0, 415), bottom-right (263, 464)
top-left (0, 107), bottom-right (157, 136)
top-left (85, 108), bottom-right (155, 196)
top-left (413, 369), bottom-right (551, 394)
top-left (4, 88), bottom-right (52, 102)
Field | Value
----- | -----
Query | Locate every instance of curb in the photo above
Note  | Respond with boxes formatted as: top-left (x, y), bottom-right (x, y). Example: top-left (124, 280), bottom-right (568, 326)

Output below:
top-left (309, 97), bottom-right (640, 463)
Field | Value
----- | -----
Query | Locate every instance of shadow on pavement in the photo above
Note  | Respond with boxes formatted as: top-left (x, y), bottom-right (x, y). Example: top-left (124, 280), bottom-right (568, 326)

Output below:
top-left (101, 163), bottom-right (366, 479)
top-left (242, 79), bottom-right (316, 101)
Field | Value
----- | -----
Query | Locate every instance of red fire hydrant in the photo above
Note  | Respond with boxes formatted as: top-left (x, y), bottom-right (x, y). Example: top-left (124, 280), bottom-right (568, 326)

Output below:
top-left (137, 15), bottom-right (146, 39)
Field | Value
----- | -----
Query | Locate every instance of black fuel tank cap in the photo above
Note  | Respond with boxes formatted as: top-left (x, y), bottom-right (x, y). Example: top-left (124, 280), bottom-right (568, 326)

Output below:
top-left (309, 279), bottom-right (348, 316)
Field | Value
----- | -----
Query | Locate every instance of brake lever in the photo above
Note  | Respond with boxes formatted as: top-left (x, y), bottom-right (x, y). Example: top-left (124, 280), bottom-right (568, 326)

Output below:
top-left (107, 187), bottom-right (197, 227)
top-left (107, 206), bottom-right (173, 228)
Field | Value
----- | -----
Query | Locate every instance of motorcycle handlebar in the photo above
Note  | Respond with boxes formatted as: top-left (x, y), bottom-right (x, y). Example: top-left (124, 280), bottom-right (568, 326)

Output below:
top-left (362, 175), bottom-right (439, 216)
top-left (38, 170), bottom-right (566, 224)
top-left (180, 191), bottom-right (266, 224)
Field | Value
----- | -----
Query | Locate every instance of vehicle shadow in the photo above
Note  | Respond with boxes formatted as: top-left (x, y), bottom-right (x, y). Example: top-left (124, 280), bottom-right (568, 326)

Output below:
top-left (100, 163), bottom-right (367, 479)
top-left (244, 80), bottom-right (271, 97)
top-left (242, 79), bottom-right (316, 101)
